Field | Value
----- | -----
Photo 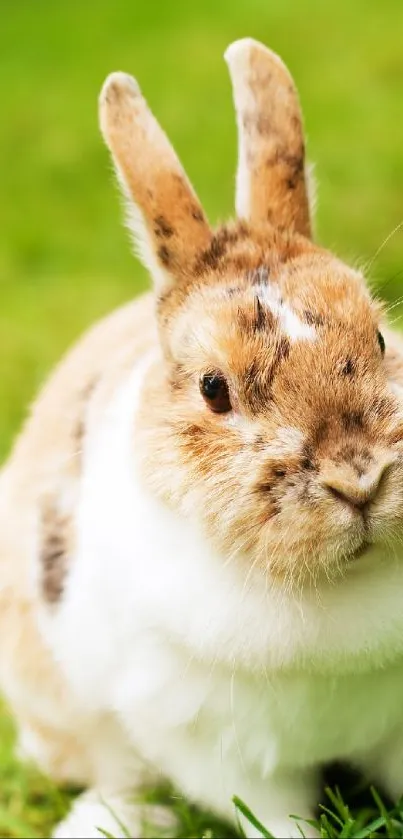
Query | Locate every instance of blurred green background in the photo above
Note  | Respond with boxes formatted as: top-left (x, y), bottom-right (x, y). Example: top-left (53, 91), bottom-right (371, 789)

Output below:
top-left (0, 0), bottom-right (403, 834)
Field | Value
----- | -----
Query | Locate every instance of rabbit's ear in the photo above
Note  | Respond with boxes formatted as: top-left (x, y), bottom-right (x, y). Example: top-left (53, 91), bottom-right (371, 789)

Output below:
top-left (99, 73), bottom-right (212, 292)
top-left (225, 39), bottom-right (311, 238)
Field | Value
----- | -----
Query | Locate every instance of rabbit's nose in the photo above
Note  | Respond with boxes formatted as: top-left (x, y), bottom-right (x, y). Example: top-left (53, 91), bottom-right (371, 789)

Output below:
top-left (321, 461), bottom-right (391, 512)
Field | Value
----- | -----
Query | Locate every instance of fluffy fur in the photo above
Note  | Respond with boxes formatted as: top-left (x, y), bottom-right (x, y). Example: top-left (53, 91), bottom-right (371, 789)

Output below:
top-left (1, 37), bottom-right (403, 839)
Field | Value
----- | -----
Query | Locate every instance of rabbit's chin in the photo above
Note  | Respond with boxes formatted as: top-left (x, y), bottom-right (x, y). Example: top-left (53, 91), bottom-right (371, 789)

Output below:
top-left (233, 520), bottom-right (398, 593)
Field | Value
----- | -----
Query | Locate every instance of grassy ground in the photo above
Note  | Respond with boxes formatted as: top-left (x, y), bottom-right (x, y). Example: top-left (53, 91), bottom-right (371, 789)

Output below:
top-left (1, 0), bottom-right (403, 836)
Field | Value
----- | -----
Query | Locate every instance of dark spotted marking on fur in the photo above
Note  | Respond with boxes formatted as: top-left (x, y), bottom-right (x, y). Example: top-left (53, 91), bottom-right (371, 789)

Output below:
top-left (191, 206), bottom-right (204, 222)
top-left (333, 445), bottom-right (372, 473)
top-left (351, 458), bottom-right (371, 479)
top-left (304, 420), bottom-right (329, 461)
top-left (73, 379), bottom-right (98, 455)
top-left (242, 112), bottom-right (272, 136)
top-left (179, 422), bottom-right (208, 467)
top-left (240, 336), bottom-right (290, 411)
top-left (194, 224), bottom-right (251, 275)
top-left (252, 296), bottom-right (276, 333)
top-left (341, 412), bottom-right (364, 431)
top-left (182, 422), bottom-right (206, 440)
top-left (244, 358), bottom-right (282, 410)
top-left (41, 501), bottom-right (71, 604)
top-left (313, 420), bottom-right (329, 446)
top-left (257, 481), bottom-right (272, 493)
top-left (169, 363), bottom-right (190, 392)
top-left (179, 421), bottom-right (230, 480)
top-left (265, 150), bottom-right (304, 191)
top-left (342, 357), bottom-right (356, 377)
top-left (359, 447), bottom-right (373, 463)
top-left (298, 475), bottom-right (316, 504)
top-left (388, 424), bottom-right (403, 445)
top-left (255, 462), bottom-right (290, 516)
top-left (195, 235), bottom-right (227, 273)
top-left (154, 215), bottom-right (174, 239)
top-left (300, 442), bottom-right (316, 471)
top-left (228, 256), bottom-right (249, 275)
top-left (226, 285), bottom-right (243, 298)
top-left (254, 479), bottom-right (281, 517)
top-left (172, 172), bottom-right (195, 198)
top-left (219, 226), bottom-right (245, 246)
top-left (273, 467), bottom-right (286, 478)
top-left (235, 220), bottom-right (249, 239)
top-left (254, 296), bottom-right (266, 331)
top-left (216, 222), bottom-right (249, 245)
top-left (244, 359), bottom-right (261, 386)
top-left (270, 499), bottom-right (281, 517)
top-left (237, 301), bottom-right (288, 346)
top-left (303, 310), bottom-right (325, 327)
top-left (74, 417), bottom-right (85, 452)
top-left (243, 359), bottom-right (272, 411)
top-left (157, 286), bottom-right (173, 311)
top-left (104, 83), bottom-right (124, 105)
top-left (286, 167), bottom-right (303, 191)
top-left (249, 267), bottom-right (271, 285)
top-left (276, 336), bottom-right (290, 361)
top-left (158, 245), bottom-right (172, 267)
top-left (156, 282), bottom-right (194, 326)
top-left (265, 150), bottom-right (304, 170)
top-left (333, 445), bottom-right (357, 465)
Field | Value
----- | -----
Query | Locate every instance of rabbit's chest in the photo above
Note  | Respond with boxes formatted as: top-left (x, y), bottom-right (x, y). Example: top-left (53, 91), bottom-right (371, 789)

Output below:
top-left (108, 646), bottom-right (403, 778)
top-left (168, 660), bottom-right (403, 772)
top-left (53, 357), bottom-right (403, 775)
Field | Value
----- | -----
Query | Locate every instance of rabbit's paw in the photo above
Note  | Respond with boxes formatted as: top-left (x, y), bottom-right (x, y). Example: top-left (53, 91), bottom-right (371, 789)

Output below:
top-left (52, 790), bottom-right (178, 839)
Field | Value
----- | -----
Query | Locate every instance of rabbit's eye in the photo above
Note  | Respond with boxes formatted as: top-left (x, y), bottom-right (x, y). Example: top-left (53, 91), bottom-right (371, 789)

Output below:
top-left (200, 373), bottom-right (231, 413)
top-left (377, 330), bottom-right (386, 355)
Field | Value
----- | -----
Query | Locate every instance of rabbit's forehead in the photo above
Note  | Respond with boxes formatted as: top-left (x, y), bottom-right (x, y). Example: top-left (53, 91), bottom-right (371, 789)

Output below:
top-left (174, 262), bottom-right (376, 363)
top-left (223, 279), bottom-right (317, 343)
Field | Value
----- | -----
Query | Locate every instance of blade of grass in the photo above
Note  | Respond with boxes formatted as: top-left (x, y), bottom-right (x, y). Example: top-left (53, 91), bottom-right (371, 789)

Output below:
top-left (318, 804), bottom-right (345, 829)
top-left (325, 787), bottom-right (351, 823)
top-left (232, 796), bottom-right (273, 838)
top-left (354, 815), bottom-right (388, 838)
top-left (99, 796), bottom-right (131, 839)
top-left (370, 786), bottom-right (398, 838)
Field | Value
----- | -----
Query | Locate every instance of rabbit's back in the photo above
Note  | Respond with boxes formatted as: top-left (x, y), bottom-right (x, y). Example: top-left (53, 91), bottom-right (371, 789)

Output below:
top-left (0, 291), bottom-right (157, 782)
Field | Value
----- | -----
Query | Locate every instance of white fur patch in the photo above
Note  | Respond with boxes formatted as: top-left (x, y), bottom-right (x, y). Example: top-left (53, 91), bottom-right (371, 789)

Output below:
top-left (268, 426), bottom-right (304, 455)
top-left (205, 280), bottom-right (315, 343)
top-left (223, 412), bottom-right (263, 442)
top-left (38, 348), bottom-right (403, 838)
top-left (224, 417), bottom-right (304, 456)
top-left (224, 41), bottom-right (257, 221)
top-left (254, 282), bottom-right (315, 342)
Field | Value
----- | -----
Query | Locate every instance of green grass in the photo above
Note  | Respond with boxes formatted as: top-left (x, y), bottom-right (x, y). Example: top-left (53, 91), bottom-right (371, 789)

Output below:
top-left (1, 0), bottom-right (403, 836)
top-left (235, 786), bottom-right (403, 838)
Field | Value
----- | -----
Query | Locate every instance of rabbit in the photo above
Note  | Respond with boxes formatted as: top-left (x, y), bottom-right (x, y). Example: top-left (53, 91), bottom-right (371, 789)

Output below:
top-left (2, 35), bottom-right (403, 839)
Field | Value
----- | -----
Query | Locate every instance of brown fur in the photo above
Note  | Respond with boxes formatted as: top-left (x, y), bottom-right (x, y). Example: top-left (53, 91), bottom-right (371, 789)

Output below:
top-left (99, 74), bottom-right (212, 287)
top-left (225, 40), bottom-right (311, 236)
top-left (41, 499), bottom-right (72, 603)
top-left (1, 38), bottom-right (403, 788)
top-left (136, 250), bottom-right (403, 582)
